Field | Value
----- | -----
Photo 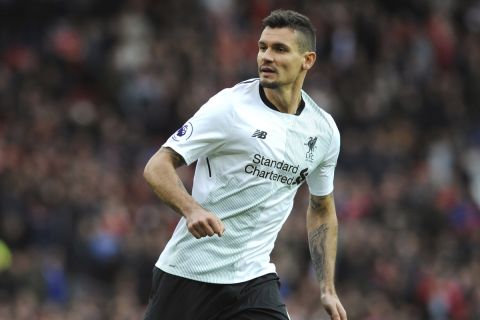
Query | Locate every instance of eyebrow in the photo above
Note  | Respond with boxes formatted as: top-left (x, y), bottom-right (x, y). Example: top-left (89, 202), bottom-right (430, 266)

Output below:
top-left (258, 40), bottom-right (291, 48)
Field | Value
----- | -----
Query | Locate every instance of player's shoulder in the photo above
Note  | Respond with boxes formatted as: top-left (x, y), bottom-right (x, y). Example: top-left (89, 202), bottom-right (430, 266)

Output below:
top-left (197, 79), bottom-right (259, 119)
top-left (302, 91), bottom-right (338, 133)
top-left (211, 78), bottom-right (259, 101)
top-left (231, 78), bottom-right (259, 96)
top-left (234, 78), bottom-right (260, 87)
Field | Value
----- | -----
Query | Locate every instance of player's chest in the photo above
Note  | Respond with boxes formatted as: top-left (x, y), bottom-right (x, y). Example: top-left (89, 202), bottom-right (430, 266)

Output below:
top-left (226, 109), bottom-right (329, 169)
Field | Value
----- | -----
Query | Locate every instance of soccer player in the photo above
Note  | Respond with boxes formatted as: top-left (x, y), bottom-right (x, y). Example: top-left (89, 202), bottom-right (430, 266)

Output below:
top-left (143, 9), bottom-right (347, 320)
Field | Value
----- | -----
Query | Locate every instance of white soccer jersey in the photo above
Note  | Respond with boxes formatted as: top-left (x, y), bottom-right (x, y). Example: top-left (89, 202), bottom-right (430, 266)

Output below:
top-left (157, 78), bottom-right (340, 284)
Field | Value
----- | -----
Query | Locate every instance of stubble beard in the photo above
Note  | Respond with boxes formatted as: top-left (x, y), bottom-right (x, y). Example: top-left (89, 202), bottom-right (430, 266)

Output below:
top-left (259, 78), bottom-right (280, 89)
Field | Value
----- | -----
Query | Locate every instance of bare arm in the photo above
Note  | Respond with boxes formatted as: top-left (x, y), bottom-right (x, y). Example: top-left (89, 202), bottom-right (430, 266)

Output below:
top-left (307, 193), bottom-right (347, 320)
top-left (143, 147), bottom-right (224, 238)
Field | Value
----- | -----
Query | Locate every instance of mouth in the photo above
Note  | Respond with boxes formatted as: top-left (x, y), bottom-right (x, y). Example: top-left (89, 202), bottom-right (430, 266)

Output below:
top-left (259, 66), bottom-right (276, 74)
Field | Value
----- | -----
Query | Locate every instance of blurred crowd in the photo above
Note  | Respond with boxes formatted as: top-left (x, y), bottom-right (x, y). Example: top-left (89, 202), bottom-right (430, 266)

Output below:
top-left (1, 0), bottom-right (480, 319)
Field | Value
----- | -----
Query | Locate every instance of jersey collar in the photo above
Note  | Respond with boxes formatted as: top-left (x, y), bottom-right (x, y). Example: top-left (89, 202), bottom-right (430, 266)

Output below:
top-left (259, 84), bottom-right (305, 116)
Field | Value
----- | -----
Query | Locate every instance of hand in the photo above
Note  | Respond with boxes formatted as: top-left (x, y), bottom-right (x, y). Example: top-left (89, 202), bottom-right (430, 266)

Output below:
top-left (185, 209), bottom-right (225, 239)
top-left (321, 292), bottom-right (347, 320)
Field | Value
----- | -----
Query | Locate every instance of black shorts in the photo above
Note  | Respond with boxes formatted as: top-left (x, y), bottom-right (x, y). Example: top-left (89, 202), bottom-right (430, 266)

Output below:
top-left (143, 268), bottom-right (290, 320)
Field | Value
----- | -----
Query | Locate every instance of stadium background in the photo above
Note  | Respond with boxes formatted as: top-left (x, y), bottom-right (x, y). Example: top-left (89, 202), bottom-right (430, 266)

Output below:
top-left (1, 0), bottom-right (480, 319)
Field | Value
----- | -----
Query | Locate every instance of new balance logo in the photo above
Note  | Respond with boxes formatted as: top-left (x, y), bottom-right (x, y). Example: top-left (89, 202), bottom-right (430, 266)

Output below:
top-left (252, 130), bottom-right (267, 139)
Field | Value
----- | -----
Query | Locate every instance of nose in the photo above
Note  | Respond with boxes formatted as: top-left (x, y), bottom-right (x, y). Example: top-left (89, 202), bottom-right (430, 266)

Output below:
top-left (260, 48), bottom-right (274, 62)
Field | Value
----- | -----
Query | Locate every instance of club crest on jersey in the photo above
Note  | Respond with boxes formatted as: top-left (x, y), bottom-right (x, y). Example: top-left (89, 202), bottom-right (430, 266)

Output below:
top-left (304, 137), bottom-right (317, 162)
top-left (172, 122), bottom-right (193, 141)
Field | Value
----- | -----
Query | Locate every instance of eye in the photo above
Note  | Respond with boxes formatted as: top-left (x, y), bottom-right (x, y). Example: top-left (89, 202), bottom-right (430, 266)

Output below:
top-left (274, 45), bottom-right (288, 53)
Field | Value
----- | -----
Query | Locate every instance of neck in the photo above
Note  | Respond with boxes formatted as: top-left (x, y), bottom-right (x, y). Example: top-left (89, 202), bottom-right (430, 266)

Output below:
top-left (263, 82), bottom-right (303, 114)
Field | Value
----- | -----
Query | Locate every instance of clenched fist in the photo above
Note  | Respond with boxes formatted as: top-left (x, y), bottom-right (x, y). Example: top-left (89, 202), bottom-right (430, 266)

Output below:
top-left (185, 209), bottom-right (225, 239)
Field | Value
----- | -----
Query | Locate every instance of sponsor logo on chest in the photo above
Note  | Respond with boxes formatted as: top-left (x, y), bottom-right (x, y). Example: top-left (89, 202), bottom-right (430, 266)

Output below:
top-left (244, 153), bottom-right (309, 186)
top-left (246, 129), bottom-right (319, 186)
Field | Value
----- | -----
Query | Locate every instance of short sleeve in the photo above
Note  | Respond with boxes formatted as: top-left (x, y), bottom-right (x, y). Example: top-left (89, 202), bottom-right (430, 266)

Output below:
top-left (306, 120), bottom-right (340, 196)
top-left (163, 90), bottom-right (231, 165)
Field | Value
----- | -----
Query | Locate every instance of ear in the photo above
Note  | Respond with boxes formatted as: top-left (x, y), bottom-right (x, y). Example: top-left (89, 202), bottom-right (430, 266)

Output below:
top-left (302, 51), bottom-right (316, 71)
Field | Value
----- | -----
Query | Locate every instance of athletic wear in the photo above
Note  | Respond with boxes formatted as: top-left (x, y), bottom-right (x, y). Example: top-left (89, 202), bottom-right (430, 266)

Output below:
top-left (157, 78), bottom-right (340, 284)
top-left (144, 268), bottom-right (290, 320)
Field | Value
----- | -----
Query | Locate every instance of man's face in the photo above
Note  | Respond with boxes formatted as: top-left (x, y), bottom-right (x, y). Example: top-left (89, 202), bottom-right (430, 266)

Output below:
top-left (257, 27), bottom-right (307, 89)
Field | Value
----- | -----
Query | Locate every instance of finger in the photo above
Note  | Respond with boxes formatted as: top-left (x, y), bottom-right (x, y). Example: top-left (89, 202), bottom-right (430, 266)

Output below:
top-left (337, 303), bottom-right (347, 320)
top-left (328, 306), bottom-right (340, 320)
top-left (192, 223), bottom-right (210, 238)
top-left (199, 221), bottom-right (215, 237)
top-left (198, 219), bottom-right (220, 237)
top-left (189, 227), bottom-right (201, 239)
top-left (188, 222), bottom-right (205, 238)
top-left (210, 218), bottom-right (224, 237)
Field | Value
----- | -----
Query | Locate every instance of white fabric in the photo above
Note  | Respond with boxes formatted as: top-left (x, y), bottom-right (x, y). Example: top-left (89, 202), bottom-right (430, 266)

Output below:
top-left (156, 78), bottom-right (340, 284)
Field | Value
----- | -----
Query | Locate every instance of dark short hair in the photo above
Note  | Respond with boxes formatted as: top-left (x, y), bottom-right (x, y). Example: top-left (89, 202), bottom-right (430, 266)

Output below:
top-left (262, 9), bottom-right (316, 52)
